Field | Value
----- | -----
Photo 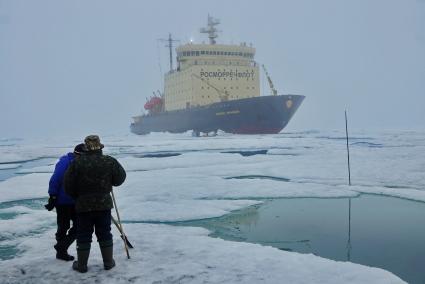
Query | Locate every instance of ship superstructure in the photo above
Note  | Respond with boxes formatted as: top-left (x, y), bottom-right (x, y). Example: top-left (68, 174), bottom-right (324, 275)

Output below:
top-left (165, 18), bottom-right (259, 111)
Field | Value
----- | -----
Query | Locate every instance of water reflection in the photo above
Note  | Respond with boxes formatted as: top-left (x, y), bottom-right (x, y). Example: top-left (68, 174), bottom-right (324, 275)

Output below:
top-left (186, 195), bottom-right (425, 284)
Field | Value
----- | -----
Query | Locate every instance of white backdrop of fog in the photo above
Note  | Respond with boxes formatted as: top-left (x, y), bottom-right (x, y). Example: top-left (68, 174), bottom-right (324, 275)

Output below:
top-left (0, 0), bottom-right (424, 139)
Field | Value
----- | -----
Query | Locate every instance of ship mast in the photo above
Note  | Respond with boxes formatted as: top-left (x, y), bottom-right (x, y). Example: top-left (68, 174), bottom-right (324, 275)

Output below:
top-left (200, 15), bottom-right (220, 45)
top-left (159, 33), bottom-right (179, 71)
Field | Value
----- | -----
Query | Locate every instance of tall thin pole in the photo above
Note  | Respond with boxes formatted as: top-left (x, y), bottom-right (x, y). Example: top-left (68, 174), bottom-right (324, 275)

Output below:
top-left (345, 110), bottom-right (351, 186)
top-left (345, 110), bottom-right (352, 261)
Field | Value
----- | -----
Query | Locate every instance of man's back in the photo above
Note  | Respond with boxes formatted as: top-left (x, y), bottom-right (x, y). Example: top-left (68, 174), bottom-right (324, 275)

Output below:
top-left (64, 150), bottom-right (126, 213)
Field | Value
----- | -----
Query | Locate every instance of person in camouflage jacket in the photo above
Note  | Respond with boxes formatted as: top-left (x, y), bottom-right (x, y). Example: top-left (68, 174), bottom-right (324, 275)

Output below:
top-left (64, 135), bottom-right (126, 273)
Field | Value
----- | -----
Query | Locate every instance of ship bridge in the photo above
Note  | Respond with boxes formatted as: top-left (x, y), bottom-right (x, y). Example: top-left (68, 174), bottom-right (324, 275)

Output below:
top-left (164, 16), bottom-right (260, 112)
top-left (176, 43), bottom-right (256, 70)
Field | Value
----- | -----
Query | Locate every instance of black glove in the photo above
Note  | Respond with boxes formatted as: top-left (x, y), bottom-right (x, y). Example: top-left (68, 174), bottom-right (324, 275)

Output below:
top-left (44, 195), bottom-right (57, 211)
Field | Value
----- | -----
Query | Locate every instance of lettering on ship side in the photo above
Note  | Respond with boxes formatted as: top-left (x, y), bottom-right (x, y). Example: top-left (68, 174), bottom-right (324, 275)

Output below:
top-left (216, 110), bottom-right (240, 116)
top-left (200, 69), bottom-right (255, 79)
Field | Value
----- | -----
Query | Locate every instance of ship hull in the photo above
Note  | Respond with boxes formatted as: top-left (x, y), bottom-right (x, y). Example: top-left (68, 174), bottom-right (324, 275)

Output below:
top-left (130, 95), bottom-right (304, 135)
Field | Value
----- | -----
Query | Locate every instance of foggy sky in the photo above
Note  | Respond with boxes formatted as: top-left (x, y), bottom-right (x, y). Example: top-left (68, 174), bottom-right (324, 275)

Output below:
top-left (1, 0), bottom-right (424, 139)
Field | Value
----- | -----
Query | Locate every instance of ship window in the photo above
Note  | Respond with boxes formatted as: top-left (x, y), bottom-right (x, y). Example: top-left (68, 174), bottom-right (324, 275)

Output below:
top-left (191, 51), bottom-right (195, 56)
top-left (201, 51), bottom-right (205, 55)
top-left (212, 51), bottom-right (216, 55)
top-left (196, 51), bottom-right (200, 56)
top-left (239, 52), bottom-right (243, 56)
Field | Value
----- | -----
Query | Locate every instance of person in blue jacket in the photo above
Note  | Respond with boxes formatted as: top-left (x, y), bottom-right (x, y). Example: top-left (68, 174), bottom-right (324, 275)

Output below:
top-left (46, 143), bottom-right (85, 261)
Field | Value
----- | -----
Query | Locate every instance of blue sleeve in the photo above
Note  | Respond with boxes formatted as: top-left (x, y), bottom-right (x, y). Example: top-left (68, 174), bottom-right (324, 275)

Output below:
top-left (48, 156), bottom-right (69, 196)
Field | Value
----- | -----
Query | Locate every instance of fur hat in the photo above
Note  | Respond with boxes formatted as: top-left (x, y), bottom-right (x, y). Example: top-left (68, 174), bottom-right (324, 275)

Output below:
top-left (84, 135), bottom-right (104, 151)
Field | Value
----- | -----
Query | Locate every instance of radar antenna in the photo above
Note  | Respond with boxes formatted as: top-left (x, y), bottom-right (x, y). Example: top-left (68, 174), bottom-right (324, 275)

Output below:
top-left (200, 15), bottom-right (220, 45)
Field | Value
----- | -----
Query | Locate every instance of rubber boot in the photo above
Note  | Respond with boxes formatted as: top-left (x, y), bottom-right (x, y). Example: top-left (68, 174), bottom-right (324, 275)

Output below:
top-left (55, 233), bottom-right (76, 261)
top-left (99, 240), bottom-right (115, 270)
top-left (72, 243), bottom-right (90, 273)
top-left (54, 242), bottom-right (75, 261)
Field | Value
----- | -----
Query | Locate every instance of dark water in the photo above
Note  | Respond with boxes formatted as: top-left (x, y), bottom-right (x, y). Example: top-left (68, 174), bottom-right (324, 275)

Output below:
top-left (182, 195), bottom-right (425, 284)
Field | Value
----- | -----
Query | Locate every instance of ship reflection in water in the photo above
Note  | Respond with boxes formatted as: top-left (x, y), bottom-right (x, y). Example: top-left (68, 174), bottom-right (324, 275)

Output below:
top-left (181, 194), bottom-right (425, 284)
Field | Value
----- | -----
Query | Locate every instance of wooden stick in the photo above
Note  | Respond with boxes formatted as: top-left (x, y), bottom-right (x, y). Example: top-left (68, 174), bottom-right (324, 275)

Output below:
top-left (111, 189), bottom-right (130, 259)
top-left (111, 216), bottom-right (134, 248)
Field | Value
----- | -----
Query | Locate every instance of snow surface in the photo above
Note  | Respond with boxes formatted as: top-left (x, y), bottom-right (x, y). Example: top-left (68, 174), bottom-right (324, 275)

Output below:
top-left (0, 164), bottom-right (21, 170)
top-left (1, 130), bottom-right (423, 283)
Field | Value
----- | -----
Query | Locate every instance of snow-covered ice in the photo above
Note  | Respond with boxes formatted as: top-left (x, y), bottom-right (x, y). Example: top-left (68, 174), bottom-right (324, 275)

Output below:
top-left (1, 130), bottom-right (423, 283)
top-left (0, 164), bottom-right (21, 170)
